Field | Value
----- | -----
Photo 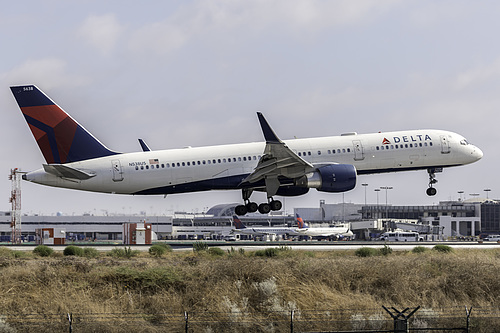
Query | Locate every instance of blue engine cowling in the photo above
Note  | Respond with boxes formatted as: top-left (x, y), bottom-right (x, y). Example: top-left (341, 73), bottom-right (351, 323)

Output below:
top-left (296, 164), bottom-right (357, 193)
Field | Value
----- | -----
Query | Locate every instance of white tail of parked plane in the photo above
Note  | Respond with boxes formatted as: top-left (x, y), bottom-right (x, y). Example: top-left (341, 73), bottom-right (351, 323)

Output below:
top-left (10, 85), bottom-right (483, 215)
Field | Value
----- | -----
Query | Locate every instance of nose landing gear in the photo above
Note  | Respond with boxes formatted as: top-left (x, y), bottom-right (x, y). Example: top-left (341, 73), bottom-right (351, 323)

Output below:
top-left (426, 168), bottom-right (442, 196)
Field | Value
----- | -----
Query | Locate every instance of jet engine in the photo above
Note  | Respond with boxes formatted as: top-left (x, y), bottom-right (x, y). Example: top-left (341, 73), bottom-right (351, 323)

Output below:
top-left (295, 164), bottom-right (357, 193)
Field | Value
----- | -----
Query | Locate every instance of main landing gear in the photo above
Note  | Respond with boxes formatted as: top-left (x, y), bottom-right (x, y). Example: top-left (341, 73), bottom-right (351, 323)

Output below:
top-left (426, 168), bottom-right (442, 196)
top-left (235, 189), bottom-right (282, 215)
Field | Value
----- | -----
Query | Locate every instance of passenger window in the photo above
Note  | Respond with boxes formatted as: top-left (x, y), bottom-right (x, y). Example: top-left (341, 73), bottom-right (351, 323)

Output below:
top-left (218, 159), bottom-right (221, 163)
top-left (243, 157), bottom-right (247, 161)
top-left (430, 142), bottom-right (433, 146)
top-left (317, 151), bottom-right (321, 155)
top-left (308, 152), bottom-right (311, 156)
top-left (146, 165), bottom-right (149, 169)
top-left (213, 159), bottom-right (216, 164)
top-left (182, 162), bottom-right (185, 166)
top-left (135, 166), bottom-right (138, 170)
top-left (141, 166), bottom-right (144, 170)
top-left (187, 162), bottom-right (190, 166)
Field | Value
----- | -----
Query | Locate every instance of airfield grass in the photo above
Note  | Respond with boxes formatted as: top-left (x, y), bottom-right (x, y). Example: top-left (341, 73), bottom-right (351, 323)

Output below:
top-left (0, 246), bottom-right (499, 331)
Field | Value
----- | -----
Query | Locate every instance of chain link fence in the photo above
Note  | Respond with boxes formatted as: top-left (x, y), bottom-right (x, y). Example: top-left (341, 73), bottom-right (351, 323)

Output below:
top-left (2, 306), bottom-right (500, 332)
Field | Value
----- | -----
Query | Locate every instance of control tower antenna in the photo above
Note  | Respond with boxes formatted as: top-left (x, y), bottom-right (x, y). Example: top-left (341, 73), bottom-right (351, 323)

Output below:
top-left (9, 168), bottom-right (24, 244)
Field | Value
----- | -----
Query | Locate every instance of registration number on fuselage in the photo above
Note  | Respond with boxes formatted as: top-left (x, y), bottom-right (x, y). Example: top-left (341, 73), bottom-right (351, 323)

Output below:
top-left (129, 162), bottom-right (146, 167)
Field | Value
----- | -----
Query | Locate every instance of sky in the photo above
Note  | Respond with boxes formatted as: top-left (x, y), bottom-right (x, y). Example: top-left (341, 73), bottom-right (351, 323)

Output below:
top-left (0, 0), bottom-right (498, 216)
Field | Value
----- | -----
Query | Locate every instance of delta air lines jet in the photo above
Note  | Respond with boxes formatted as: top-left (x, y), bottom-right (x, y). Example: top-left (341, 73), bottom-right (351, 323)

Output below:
top-left (295, 214), bottom-right (354, 239)
top-left (10, 85), bottom-right (483, 215)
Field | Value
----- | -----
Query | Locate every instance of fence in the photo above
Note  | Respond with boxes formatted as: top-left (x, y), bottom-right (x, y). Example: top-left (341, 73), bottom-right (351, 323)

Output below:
top-left (2, 306), bottom-right (500, 332)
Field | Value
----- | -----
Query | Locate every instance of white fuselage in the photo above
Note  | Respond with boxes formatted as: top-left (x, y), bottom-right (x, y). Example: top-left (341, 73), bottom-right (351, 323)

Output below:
top-left (23, 129), bottom-right (483, 195)
top-left (232, 226), bottom-right (299, 236)
top-left (297, 226), bottom-right (353, 237)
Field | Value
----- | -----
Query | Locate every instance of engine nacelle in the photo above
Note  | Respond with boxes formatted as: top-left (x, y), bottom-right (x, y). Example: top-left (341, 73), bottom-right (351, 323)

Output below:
top-left (296, 164), bottom-right (357, 193)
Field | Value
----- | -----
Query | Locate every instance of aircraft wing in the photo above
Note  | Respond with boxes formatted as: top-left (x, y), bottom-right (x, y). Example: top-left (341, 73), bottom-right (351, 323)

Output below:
top-left (43, 164), bottom-right (96, 180)
top-left (240, 113), bottom-right (314, 196)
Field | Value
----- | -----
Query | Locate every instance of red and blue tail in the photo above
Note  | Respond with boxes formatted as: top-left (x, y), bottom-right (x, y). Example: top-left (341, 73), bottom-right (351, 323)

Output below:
top-left (296, 213), bottom-right (308, 229)
top-left (232, 215), bottom-right (247, 229)
top-left (10, 85), bottom-right (118, 164)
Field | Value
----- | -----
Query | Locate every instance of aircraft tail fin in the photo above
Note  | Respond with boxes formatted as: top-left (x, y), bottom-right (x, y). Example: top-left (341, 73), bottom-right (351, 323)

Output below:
top-left (232, 215), bottom-right (246, 229)
top-left (296, 213), bottom-right (308, 229)
top-left (10, 85), bottom-right (119, 164)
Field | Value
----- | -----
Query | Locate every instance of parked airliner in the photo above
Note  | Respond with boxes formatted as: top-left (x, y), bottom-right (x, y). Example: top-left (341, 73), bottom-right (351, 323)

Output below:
top-left (231, 215), bottom-right (299, 236)
top-left (10, 85), bottom-right (483, 215)
top-left (295, 214), bottom-right (353, 239)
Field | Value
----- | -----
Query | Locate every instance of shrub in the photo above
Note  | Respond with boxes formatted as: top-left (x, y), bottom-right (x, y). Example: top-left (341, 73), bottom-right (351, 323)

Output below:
top-left (149, 244), bottom-right (167, 258)
top-left (355, 247), bottom-right (378, 257)
top-left (412, 246), bottom-right (429, 254)
top-left (83, 247), bottom-right (99, 258)
top-left (208, 247), bottom-right (225, 256)
top-left (193, 241), bottom-right (209, 252)
top-left (379, 244), bottom-right (393, 256)
top-left (64, 245), bottom-right (84, 256)
top-left (433, 244), bottom-right (453, 253)
top-left (33, 245), bottom-right (54, 257)
top-left (108, 247), bottom-right (139, 258)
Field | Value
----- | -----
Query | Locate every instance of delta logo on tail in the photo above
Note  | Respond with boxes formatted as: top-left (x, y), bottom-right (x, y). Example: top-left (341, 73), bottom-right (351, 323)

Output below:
top-left (232, 215), bottom-right (246, 229)
top-left (10, 85), bottom-right (117, 164)
top-left (296, 213), bottom-right (307, 229)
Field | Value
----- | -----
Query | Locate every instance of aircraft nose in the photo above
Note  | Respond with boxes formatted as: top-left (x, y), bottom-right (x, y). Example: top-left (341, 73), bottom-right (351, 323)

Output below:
top-left (471, 145), bottom-right (483, 162)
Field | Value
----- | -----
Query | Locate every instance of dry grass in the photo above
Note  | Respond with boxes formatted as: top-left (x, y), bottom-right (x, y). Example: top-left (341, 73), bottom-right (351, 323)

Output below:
top-left (0, 246), bottom-right (499, 331)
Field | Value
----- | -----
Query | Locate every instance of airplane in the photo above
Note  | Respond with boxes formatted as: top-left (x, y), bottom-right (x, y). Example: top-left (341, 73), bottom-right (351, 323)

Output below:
top-left (231, 215), bottom-right (299, 236)
top-left (295, 213), bottom-right (354, 239)
top-left (10, 85), bottom-right (483, 216)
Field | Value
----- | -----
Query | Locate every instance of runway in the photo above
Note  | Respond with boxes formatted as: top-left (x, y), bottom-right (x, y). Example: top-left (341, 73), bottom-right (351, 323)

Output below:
top-left (4, 240), bottom-right (500, 252)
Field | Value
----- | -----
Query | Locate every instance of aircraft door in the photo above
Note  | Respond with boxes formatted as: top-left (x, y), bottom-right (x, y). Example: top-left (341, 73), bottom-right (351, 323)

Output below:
top-left (112, 160), bottom-right (124, 182)
top-left (352, 140), bottom-right (365, 161)
top-left (440, 135), bottom-right (450, 154)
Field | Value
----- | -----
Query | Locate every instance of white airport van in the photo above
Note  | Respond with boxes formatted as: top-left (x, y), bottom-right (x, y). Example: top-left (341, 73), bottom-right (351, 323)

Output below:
top-left (379, 232), bottom-right (424, 242)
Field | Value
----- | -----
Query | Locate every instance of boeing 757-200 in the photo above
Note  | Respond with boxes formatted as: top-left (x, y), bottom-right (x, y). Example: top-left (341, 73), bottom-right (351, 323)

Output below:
top-left (10, 85), bottom-right (483, 215)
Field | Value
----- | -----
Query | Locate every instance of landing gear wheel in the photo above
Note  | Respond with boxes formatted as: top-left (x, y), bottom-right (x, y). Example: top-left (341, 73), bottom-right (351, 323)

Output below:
top-left (258, 203), bottom-right (271, 214)
top-left (246, 202), bottom-right (258, 213)
top-left (270, 200), bottom-right (282, 211)
top-left (235, 205), bottom-right (248, 216)
top-left (426, 187), bottom-right (437, 196)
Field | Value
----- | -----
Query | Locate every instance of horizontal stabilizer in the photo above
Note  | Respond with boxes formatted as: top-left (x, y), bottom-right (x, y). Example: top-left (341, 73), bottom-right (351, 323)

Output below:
top-left (43, 164), bottom-right (96, 180)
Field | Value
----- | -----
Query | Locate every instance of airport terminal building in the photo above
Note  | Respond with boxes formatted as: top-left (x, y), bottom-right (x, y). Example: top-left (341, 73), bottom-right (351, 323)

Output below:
top-left (1, 199), bottom-right (499, 242)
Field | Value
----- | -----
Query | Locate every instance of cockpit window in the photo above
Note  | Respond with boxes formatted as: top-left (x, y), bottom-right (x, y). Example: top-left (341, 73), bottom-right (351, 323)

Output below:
top-left (460, 139), bottom-right (470, 145)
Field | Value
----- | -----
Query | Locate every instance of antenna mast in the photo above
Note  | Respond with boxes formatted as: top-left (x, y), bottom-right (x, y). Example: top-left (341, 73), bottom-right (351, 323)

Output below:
top-left (9, 168), bottom-right (23, 244)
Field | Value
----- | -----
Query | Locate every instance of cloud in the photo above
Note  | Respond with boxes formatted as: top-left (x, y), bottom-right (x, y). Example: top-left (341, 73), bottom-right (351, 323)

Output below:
top-left (78, 14), bottom-right (124, 55)
top-left (2, 58), bottom-right (74, 88)
top-left (128, 0), bottom-right (400, 55)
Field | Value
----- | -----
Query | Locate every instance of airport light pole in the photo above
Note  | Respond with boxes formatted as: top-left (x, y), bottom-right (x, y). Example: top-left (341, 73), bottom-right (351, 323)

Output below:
top-left (380, 186), bottom-right (393, 219)
top-left (458, 191), bottom-right (464, 201)
top-left (484, 188), bottom-right (491, 200)
top-left (374, 189), bottom-right (381, 219)
top-left (361, 183), bottom-right (368, 206)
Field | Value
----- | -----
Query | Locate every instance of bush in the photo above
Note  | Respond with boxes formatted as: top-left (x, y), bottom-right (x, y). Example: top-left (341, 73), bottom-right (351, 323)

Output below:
top-left (433, 244), bottom-right (453, 253)
top-left (108, 247), bottom-right (139, 258)
top-left (412, 246), bottom-right (429, 254)
top-left (208, 247), bottom-right (225, 256)
top-left (149, 244), bottom-right (167, 258)
top-left (193, 241), bottom-right (209, 252)
top-left (83, 247), bottom-right (99, 258)
top-left (355, 247), bottom-right (378, 257)
top-left (379, 244), bottom-right (393, 256)
top-left (33, 245), bottom-right (54, 257)
top-left (64, 245), bottom-right (84, 256)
